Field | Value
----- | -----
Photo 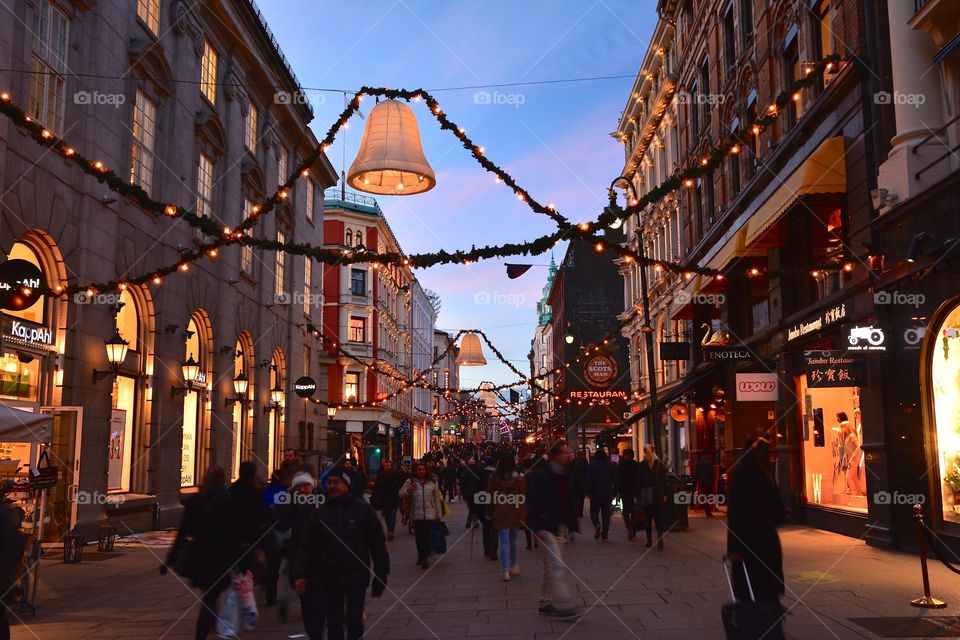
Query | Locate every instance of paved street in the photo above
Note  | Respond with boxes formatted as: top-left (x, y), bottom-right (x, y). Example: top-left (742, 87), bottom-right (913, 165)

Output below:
top-left (9, 501), bottom-right (960, 639)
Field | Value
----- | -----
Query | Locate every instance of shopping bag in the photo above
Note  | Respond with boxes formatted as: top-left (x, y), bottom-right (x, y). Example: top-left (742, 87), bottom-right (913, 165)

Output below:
top-left (215, 585), bottom-right (239, 638)
top-left (277, 559), bottom-right (294, 610)
top-left (441, 498), bottom-right (451, 518)
top-left (430, 521), bottom-right (448, 554)
top-left (28, 450), bottom-right (58, 490)
top-left (231, 570), bottom-right (259, 630)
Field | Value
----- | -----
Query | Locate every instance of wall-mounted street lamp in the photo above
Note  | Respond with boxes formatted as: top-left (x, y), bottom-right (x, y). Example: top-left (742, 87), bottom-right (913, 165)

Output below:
top-left (92, 329), bottom-right (129, 383)
top-left (171, 354), bottom-right (200, 398)
top-left (265, 380), bottom-right (284, 413)
top-left (225, 371), bottom-right (249, 407)
top-left (327, 405), bottom-right (337, 420)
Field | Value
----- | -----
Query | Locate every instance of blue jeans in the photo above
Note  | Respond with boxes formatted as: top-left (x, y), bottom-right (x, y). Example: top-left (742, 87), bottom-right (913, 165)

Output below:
top-left (381, 506), bottom-right (398, 533)
top-left (498, 528), bottom-right (518, 571)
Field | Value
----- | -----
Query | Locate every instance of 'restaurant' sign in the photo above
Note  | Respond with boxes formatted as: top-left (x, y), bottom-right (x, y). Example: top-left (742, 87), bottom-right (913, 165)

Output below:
top-left (583, 354), bottom-right (618, 389)
top-left (787, 303), bottom-right (849, 342)
top-left (735, 373), bottom-right (779, 401)
top-left (567, 390), bottom-right (628, 401)
top-left (803, 350), bottom-right (866, 388)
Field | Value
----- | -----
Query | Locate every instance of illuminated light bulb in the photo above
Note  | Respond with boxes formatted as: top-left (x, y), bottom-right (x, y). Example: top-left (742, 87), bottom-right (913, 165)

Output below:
top-left (751, 124), bottom-right (761, 135)
top-left (749, 267), bottom-right (761, 276)
top-left (65, 148), bottom-right (75, 156)
top-left (53, 285), bottom-right (63, 294)
top-left (516, 192), bottom-right (525, 201)
top-left (118, 283), bottom-right (126, 291)
top-left (222, 227), bottom-right (232, 236)
top-left (477, 146), bottom-right (484, 155)
top-left (700, 158), bottom-right (709, 166)
top-left (363, 177), bottom-right (370, 185)
top-left (826, 62), bottom-right (835, 71)
top-left (24, 116), bottom-right (31, 122)
top-left (624, 256), bottom-right (633, 263)
top-left (208, 249), bottom-right (218, 258)
top-left (413, 95), bottom-right (421, 102)
top-left (595, 242), bottom-right (604, 252)
top-left (41, 129), bottom-right (52, 139)
top-left (767, 103), bottom-right (777, 114)
top-left (630, 198), bottom-right (639, 205)
top-left (654, 264), bottom-right (663, 272)
top-left (396, 183), bottom-right (405, 190)
top-left (321, 143), bottom-right (330, 151)
top-left (578, 222), bottom-right (590, 231)
top-left (93, 161), bottom-right (104, 171)
top-left (152, 275), bottom-right (162, 285)
top-left (730, 144), bottom-right (740, 154)
top-left (85, 288), bottom-right (95, 297)
top-left (251, 205), bottom-right (261, 214)
top-left (179, 263), bottom-right (189, 272)
top-left (21, 287), bottom-right (30, 296)
top-left (0, 93), bottom-right (10, 102)
top-left (279, 190), bottom-right (289, 199)
top-left (547, 203), bottom-right (555, 210)
top-left (164, 205), bottom-right (177, 216)
top-left (805, 66), bottom-right (814, 75)
top-left (342, 122), bottom-right (349, 129)
top-left (457, 127), bottom-right (465, 134)
top-left (792, 92), bottom-right (801, 102)
top-left (843, 262), bottom-right (854, 272)
top-left (683, 178), bottom-right (694, 188)
top-left (715, 274), bottom-right (725, 281)
top-left (810, 270), bottom-right (820, 278)
top-left (301, 168), bottom-right (310, 176)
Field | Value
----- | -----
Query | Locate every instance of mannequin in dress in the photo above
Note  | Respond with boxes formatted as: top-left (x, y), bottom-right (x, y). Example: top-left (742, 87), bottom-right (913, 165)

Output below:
top-left (838, 412), bottom-right (862, 495)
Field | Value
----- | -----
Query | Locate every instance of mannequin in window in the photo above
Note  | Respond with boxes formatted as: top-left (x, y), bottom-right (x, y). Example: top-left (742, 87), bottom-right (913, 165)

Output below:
top-left (837, 412), bottom-right (862, 495)
top-left (853, 408), bottom-right (866, 494)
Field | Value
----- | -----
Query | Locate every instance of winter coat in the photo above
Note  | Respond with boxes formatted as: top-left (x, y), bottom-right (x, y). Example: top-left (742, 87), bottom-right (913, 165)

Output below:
top-left (637, 458), bottom-right (669, 506)
top-left (617, 459), bottom-right (639, 501)
top-left (460, 463), bottom-right (483, 504)
top-left (371, 470), bottom-right (404, 510)
top-left (167, 486), bottom-right (240, 590)
top-left (585, 458), bottom-right (618, 500)
top-left (727, 450), bottom-right (785, 603)
top-left (274, 493), bottom-right (322, 584)
top-left (400, 478), bottom-right (443, 521)
top-left (526, 463), bottom-right (579, 535)
top-left (487, 472), bottom-right (526, 530)
top-left (695, 456), bottom-right (715, 491)
top-left (569, 456), bottom-right (588, 490)
top-left (0, 502), bottom-right (25, 605)
top-left (346, 467), bottom-right (366, 499)
top-left (292, 494), bottom-right (389, 591)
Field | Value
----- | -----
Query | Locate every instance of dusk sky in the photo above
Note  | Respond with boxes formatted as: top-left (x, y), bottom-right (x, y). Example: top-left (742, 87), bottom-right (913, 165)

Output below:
top-left (259, 1), bottom-right (655, 389)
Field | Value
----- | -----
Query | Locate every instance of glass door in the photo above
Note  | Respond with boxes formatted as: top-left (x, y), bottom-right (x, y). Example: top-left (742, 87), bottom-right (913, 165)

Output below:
top-left (40, 406), bottom-right (83, 541)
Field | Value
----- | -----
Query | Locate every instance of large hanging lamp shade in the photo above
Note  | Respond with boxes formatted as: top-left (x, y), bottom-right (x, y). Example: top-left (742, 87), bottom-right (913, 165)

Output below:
top-left (347, 99), bottom-right (436, 196)
top-left (456, 331), bottom-right (487, 367)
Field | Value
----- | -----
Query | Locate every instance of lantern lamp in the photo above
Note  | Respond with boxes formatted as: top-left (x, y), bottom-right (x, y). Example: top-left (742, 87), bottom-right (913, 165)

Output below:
top-left (346, 100), bottom-right (436, 196)
top-left (455, 331), bottom-right (487, 366)
top-left (270, 382), bottom-right (284, 407)
top-left (327, 406), bottom-right (337, 419)
top-left (225, 371), bottom-right (249, 407)
top-left (93, 330), bottom-right (130, 383)
top-left (172, 354), bottom-right (200, 398)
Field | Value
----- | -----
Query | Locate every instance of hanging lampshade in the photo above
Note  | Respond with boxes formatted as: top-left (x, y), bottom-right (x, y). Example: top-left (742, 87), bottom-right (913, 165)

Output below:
top-left (104, 329), bottom-right (129, 368)
top-left (456, 331), bottom-right (487, 366)
top-left (233, 371), bottom-right (249, 397)
top-left (181, 354), bottom-right (200, 385)
top-left (346, 100), bottom-right (436, 196)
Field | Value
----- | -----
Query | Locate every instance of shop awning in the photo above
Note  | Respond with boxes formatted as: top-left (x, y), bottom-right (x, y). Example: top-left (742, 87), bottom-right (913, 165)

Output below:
top-left (0, 406), bottom-right (53, 443)
top-left (704, 136), bottom-right (847, 270)
top-left (624, 366), bottom-right (720, 425)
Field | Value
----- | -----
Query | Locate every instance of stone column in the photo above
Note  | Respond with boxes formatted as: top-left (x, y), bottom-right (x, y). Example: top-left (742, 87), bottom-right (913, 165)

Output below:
top-left (877, 1), bottom-right (948, 209)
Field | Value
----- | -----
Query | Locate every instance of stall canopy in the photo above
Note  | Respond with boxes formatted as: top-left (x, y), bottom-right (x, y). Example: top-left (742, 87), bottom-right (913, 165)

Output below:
top-left (0, 406), bottom-right (53, 443)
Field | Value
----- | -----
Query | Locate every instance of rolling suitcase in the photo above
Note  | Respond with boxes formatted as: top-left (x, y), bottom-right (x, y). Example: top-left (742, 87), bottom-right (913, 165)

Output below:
top-left (721, 555), bottom-right (785, 640)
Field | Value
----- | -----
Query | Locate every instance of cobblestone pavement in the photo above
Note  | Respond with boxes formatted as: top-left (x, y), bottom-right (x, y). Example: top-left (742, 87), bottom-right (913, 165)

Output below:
top-left (10, 501), bottom-right (960, 639)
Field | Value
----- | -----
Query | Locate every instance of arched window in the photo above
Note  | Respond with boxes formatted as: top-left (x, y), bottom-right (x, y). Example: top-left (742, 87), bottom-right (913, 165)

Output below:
top-left (345, 229), bottom-right (353, 246)
top-left (355, 230), bottom-right (363, 247)
top-left (116, 289), bottom-right (139, 353)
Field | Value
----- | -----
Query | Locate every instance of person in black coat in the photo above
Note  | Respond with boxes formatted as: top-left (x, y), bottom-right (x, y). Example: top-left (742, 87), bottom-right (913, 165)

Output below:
top-left (637, 444), bottom-right (669, 549)
top-left (585, 450), bottom-right (618, 542)
top-left (229, 461), bottom-right (267, 573)
top-left (616, 449), bottom-right (640, 540)
top-left (460, 458), bottom-right (483, 528)
top-left (342, 458), bottom-right (366, 500)
top-left (165, 466), bottom-right (240, 640)
top-left (695, 454), bottom-right (716, 517)
top-left (294, 466), bottom-right (389, 640)
top-left (569, 450), bottom-right (589, 518)
top-left (371, 459), bottom-right (404, 540)
top-left (727, 437), bottom-right (785, 606)
top-left (0, 487), bottom-right (25, 640)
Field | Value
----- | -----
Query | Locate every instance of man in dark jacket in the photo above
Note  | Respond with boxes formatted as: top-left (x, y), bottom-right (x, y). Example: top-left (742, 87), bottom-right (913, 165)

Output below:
top-left (616, 449), bottom-right (640, 540)
top-left (525, 442), bottom-right (581, 622)
top-left (695, 454), bottom-right (716, 517)
top-left (371, 459), bottom-right (403, 540)
top-left (569, 449), bottom-right (589, 517)
top-left (294, 466), bottom-right (389, 640)
top-left (460, 458), bottom-right (482, 528)
top-left (342, 458), bottom-right (366, 500)
top-left (229, 461), bottom-right (267, 572)
top-left (0, 488), bottom-right (25, 640)
top-left (479, 457), bottom-right (498, 559)
top-left (585, 450), bottom-right (618, 542)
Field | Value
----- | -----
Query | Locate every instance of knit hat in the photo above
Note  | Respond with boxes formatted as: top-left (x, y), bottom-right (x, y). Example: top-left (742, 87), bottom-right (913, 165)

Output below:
top-left (326, 465), bottom-right (352, 486)
top-left (290, 471), bottom-right (316, 489)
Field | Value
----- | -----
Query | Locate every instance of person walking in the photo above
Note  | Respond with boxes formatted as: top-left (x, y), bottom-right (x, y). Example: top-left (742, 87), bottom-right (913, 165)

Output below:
top-left (637, 444), bottom-right (669, 549)
top-left (488, 453), bottom-right (526, 581)
top-left (617, 449), bottom-right (640, 540)
top-left (294, 467), bottom-right (388, 640)
top-left (569, 449), bottom-right (588, 518)
top-left (727, 437), bottom-right (785, 608)
top-left (479, 456), bottom-right (498, 560)
top-left (585, 449), bottom-right (618, 542)
top-left (695, 453), bottom-right (716, 517)
top-left (371, 459), bottom-right (404, 541)
top-left (460, 457), bottom-right (482, 529)
top-left (441, 459), bottom-right (458, 502)
top-left (165, 466), bottom-right (239, 640)
top-left (229, 461), bottom-right (267, 575)
top-left (262, 467), bottom-right (290, 610)
top-left (400, 463), bottom-right (443, 569)
top-left (521, 456), bottom-right (541, 550)
top-left (526, 442), bottom-right (582, 622)
top-left (0, 485), bottom-right (25, 640)
top-left (342, 458), bottom-right (366, 500)
top-left (272, 471), bottom-right (321, 625)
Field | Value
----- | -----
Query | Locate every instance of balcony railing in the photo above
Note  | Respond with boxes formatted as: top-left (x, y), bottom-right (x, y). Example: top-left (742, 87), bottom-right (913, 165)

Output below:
top-left (324, 188), bottom-right (382, 213)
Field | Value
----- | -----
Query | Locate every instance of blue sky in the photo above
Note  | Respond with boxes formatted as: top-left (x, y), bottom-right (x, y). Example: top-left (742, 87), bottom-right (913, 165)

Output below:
top-left (259, 0), bottom-right (656, 388)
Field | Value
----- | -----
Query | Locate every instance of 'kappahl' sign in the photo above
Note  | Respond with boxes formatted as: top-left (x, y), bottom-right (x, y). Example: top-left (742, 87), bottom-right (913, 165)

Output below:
top-left (7, 320), bottom-right (53, 347)
top-left (735, 373), bottom-right (779, 402)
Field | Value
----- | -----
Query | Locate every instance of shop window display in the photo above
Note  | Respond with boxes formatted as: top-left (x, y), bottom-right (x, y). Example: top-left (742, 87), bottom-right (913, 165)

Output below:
top-left (931, 303), bottom-right (960, 523)
top-left (797, 376), bottom-right (867, 512)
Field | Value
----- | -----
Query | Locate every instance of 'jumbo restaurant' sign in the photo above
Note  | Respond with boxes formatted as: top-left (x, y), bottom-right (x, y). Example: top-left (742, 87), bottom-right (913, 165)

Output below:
top-left (786, 303), bottom-right (849, 342)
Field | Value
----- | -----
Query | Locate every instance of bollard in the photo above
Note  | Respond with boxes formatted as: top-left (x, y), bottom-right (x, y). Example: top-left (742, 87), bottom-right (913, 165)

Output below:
top-left (911, 504), bottom-right (947, 608)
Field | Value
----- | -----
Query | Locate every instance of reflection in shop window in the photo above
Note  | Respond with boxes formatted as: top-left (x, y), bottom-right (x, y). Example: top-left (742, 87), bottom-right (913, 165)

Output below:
top-left (933, 303), bottom-right (960, 523)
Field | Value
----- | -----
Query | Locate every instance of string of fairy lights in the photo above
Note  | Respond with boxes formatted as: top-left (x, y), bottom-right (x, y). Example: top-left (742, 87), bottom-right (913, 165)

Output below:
top-left (0, 53), bottom-right (848, 421)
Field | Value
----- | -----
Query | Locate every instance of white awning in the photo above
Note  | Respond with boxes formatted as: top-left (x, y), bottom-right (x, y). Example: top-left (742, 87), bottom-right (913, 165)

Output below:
top-left (0, 406), bottom-right (53, 443)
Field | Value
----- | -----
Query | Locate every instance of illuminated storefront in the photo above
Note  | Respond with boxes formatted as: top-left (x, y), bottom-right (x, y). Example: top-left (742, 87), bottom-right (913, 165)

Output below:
top-left (180, 313), bottom-right (212, 488)
top-left (925, 298), bottom-right (960, 525)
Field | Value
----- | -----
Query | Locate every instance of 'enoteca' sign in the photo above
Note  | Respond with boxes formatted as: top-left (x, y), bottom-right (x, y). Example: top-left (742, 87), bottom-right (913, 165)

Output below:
top-left (735, 373), bottom-right (779, 401)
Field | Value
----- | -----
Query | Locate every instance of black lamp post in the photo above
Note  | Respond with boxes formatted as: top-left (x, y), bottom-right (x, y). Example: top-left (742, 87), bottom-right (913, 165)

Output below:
top-left (225, 371), bottom-right (249, 407)
top-left (92, 329), bottom-right (129, 383)
top-left (607, 176), bottom-right (661, 455)
top-left (171, 354), bottom-right (200, 398)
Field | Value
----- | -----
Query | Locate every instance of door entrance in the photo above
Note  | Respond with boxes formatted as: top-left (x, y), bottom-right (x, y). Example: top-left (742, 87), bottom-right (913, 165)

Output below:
top-left (40, 406), bottom-right (83, 541)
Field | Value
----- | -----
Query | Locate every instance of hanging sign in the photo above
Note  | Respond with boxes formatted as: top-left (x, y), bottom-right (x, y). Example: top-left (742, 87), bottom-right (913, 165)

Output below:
top-left (567, 390), bottom-right (628, 401)
top-left (735, 373), bottom-right (779, 401)
top-left (293, 376), bottom-right (317, 398)
top-left (804, 351), bottom-right (866, 388)
top-left (670, 403), bottom-right (689, 421)
top-left (659, 341), bottom-right (691, 361)
top-left (583, 354), bottom-right (617, 388)
top-left (0, 259), bottom-right (45, 312)
top-left (787, 303), bottom-right (849, 342)
top-left (844, 324), bottom-right (887, 351)
top-left (702, 347), bottom-right (753, 362)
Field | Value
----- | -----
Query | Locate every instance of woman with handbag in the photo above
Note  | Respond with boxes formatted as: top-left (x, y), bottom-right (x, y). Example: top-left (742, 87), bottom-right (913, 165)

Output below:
top-left (637, 444), bottom-right (668, 550)
top-left (399, 463), bottom-right (442, 569)
top-left (488, 453), bottom-right (526, 581)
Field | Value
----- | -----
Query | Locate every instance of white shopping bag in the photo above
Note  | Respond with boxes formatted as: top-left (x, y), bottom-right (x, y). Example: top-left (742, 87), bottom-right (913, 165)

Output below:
top-left (215, 585), bottom-right (239, 638)
top-left (232, 570), bottom-right (259, 631)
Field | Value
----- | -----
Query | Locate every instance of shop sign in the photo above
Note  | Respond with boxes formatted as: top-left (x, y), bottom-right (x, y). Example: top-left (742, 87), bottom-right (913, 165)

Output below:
top-left (567, 390), bottom-right (628, 401)
top-left (0, 259), bottom-right (45, 312)
top-left (845, 324), bottom-right (887, 352)
top-left (787, 303), bottom-right (849, 342)
top-left (345, 421), bottom-right (363, 433)
top-left (293, 376), bottom-right (317, 398)
top-left (735, 373), bottom-right (779, 401)
top-left (659, 341), bottom-right (691, 361)
top-left (670, 403), bottom-right (689, 421)
top-left (902, 325), bottom-right (926, 349)
top-left (702, 347), bottom-right (753, 362)
top-left (4, 319), bottom-right (54, 348)
top-left (803, 350), bottom-right (866, 388)
top-left (583, 354), bottom-right (618, 388)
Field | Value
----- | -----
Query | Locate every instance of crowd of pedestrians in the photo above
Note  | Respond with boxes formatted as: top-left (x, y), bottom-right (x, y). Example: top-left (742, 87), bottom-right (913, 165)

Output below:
top-left (141, 433), bottom-right (782, 639)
